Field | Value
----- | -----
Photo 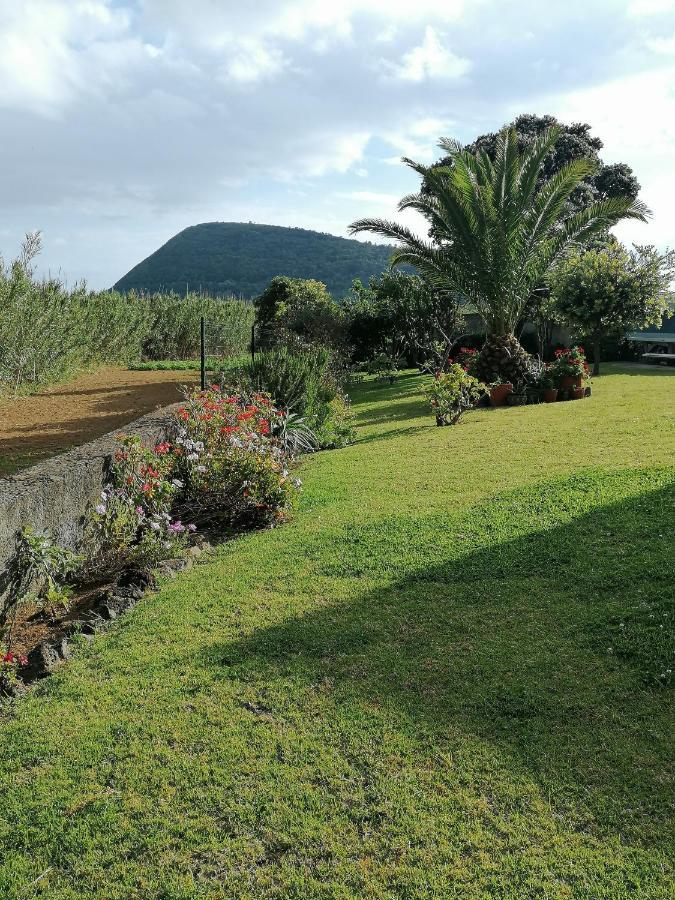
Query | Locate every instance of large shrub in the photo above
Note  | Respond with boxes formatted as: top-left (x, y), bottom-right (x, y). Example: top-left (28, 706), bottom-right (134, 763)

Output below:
top-left (220, 347), bottom-right (354, 449)
top-left (344, 270), bottom-right (463, 368)
top-left (254, 276), bottom-right (345, 351)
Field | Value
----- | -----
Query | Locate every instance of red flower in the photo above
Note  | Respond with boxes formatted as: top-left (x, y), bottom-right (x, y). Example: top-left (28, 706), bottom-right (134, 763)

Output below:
top-left (2, 652), bottom-right (14, 664)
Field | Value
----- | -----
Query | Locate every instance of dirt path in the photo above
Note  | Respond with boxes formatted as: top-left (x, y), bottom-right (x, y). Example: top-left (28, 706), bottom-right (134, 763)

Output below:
top-left (0, 367), bottom-right (199, 477)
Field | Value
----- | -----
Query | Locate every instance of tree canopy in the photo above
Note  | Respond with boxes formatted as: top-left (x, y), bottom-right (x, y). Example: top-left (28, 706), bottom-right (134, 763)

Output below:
top-left (424, 114), bottom-right (640, 217)
top-left (550, 241), bottom-right (674, 374)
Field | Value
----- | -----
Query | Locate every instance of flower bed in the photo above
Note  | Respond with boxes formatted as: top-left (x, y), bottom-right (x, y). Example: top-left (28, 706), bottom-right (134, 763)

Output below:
top-left (0, 386), bottom-right (300, 697)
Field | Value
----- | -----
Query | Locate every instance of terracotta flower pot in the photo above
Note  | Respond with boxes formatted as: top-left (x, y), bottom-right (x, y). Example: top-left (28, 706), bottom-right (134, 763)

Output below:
top-left (543, 388), bottom-right (558, 403)
top-left (490, 383), bottom-right (513, 407)
top-left (571, 386), bottom-right (585, 400)
top-left (560, 375), bottom-right (582, 390)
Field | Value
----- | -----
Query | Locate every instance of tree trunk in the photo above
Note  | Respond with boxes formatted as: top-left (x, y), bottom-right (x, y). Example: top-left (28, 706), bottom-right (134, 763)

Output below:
top-left (592, 336), bottom-right (601, 377)
top-left (476, 333), bottom-right (532, 386)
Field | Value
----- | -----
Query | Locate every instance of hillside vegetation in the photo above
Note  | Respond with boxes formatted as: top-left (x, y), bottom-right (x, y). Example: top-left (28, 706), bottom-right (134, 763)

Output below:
top-left (113, 223), bottom-right (395, 298)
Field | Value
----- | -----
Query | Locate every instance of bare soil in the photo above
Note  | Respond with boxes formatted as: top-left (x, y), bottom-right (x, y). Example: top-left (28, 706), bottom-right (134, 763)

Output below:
top-left (0, 366), bottom-right (199, 477)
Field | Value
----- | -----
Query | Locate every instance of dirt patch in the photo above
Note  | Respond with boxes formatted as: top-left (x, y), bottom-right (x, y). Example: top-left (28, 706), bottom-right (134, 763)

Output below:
top-left (0, 367), bottom-right (199, 476)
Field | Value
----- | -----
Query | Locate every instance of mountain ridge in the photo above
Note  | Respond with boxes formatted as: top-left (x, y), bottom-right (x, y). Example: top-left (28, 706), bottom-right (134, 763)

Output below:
top-left (113, 222), bottom-right (396, 298)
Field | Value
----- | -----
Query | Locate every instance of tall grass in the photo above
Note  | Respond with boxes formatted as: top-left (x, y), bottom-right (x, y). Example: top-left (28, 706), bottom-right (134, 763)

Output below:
top-left (0, 235), bottom-right (253, 395)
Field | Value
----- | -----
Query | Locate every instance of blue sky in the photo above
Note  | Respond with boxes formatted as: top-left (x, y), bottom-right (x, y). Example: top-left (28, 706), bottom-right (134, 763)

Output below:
top-left (1, 0), bottom-right (674, 288)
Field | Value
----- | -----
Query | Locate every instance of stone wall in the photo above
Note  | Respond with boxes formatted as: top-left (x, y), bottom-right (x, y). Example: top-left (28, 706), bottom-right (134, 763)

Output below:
top-left (0, 404), bottom-right (180, 616)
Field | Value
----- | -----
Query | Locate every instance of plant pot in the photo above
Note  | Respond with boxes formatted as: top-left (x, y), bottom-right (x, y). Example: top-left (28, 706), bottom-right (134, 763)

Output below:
top-left (571, 386), bottom-right (585, 400)
top-left (543, 388), bottom-right (558, 403)
top-left (560, 375), bottom-right (582, 390)
top-left (490, 383), bottom-right (513, 407)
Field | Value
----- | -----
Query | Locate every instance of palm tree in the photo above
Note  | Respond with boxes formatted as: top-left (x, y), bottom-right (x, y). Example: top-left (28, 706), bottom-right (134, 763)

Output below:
top-left (349, 126), bottom-right (649, 384)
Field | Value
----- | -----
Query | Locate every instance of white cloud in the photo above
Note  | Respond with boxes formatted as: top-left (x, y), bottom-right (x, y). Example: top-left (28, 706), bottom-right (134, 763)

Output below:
top-left (552, 66), bottom-right (675, 248)
top-left (387, 26), bottom-right (471, 82)
top-left (0, 0), bottom-right (135, 115)
top-left (628, 0), bottom-right (675, 14)
top-left (222, 42), bottom-right (288, 84)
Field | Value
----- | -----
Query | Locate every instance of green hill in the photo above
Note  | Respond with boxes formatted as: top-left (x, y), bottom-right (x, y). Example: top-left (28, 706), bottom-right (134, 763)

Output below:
top-left (113, 223), bottom-right (396, 299)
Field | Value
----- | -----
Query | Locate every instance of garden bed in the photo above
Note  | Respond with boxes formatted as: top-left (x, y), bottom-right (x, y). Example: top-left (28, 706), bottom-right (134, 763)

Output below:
top-left (0, 366), bottom-right (199, 477)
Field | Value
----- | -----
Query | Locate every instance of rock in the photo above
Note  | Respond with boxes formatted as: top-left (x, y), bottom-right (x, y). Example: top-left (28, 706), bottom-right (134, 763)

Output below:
top-left (26, 638), bottom-right (69, 677)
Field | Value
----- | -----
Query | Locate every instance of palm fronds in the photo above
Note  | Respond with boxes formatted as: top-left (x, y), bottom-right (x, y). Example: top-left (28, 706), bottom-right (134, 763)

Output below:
top-left (349, 127), bottom-right (650, 336)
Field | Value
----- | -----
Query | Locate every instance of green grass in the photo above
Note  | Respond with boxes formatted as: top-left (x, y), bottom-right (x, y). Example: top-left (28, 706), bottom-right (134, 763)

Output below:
top-left (0, 364), bottom-right (673, 898)
top-left (129, 358), bottom-right (228, 371)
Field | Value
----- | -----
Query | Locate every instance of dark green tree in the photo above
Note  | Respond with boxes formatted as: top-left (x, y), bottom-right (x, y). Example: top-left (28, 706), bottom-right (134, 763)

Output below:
top-left (425, 114), bottom-right (640, 219)
top-left (254, 276), bottom-right (344, 350)
top-left (344, 271), bottom-right (464, 368)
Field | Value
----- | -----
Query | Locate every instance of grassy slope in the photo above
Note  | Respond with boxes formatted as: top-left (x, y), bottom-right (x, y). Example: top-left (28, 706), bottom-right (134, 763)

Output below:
top-left (0, 364), bottom-right (673, 899)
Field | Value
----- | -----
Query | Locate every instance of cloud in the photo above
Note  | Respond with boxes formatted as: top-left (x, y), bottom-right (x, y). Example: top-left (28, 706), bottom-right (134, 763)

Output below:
top-left (628, 0), bottom-right (675, 15)
top-left (386, 26), bottom-right (471, 82)
top-left (222, 41), bottom-right (288, 84)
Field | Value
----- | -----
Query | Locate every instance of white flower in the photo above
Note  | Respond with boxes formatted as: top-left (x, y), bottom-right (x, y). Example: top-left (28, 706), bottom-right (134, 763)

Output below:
top-left (95, 504), bottom-right (106, 515)
top-left (171, 479), bottom-right (184, 488)
top-left (293, 478), bottom-right (303, 488)
top-left (196, 465), bottom-right (207, 473)
top-left (150, 521), bottom-right (161, 531)
top-left (187, 452), bottom-right (199, 462)
top-left (100, 491), bottom-right (108, 501)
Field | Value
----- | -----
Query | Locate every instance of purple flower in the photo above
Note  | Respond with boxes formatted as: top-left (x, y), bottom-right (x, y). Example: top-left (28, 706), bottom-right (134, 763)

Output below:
top-left (188, 524), bottom-right (197, 532)
top-left (135, 506), bottom-right (145, 517)
top-left (95, 504), bottom-right (106, 515)
top-left (168, 521), bottom-right (185, 533)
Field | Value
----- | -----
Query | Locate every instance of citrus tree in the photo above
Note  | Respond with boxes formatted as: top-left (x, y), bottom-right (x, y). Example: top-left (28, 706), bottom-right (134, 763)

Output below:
top-left (550, 242), bottom-right (674, 374)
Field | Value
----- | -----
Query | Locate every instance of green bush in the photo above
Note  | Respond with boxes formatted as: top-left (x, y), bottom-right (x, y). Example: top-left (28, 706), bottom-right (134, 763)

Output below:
top-left (220, 347), bottom-right (354, 449)
top-left (254, 276), bottom-right (345, 351)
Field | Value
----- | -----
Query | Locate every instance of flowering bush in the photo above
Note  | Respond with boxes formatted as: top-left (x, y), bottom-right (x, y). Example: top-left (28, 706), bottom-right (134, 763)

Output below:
top-left (172, 387), bottom-right (298, 529)
top-left (550, 346), bottom-right (590, 381)
top-left (0, 648), bottom-right (28, 694)
top-left (87, 436), bottom-right (195, 576)
top-left (447, 346), bottom-right (479, 376)
top-left (425, 364), bottom-right (487, 425)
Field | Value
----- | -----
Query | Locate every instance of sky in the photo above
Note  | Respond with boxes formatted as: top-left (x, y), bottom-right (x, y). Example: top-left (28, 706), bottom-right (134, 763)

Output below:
top-left (1, 0), bottom-right (675, 289)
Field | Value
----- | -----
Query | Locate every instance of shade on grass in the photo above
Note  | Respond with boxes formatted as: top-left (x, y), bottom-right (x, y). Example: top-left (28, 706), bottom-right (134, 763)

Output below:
top-left (0, 364), bottom-right (673, 898)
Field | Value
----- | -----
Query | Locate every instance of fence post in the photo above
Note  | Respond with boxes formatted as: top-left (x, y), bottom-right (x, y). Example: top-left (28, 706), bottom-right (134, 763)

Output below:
top-left (200, 316), bottom-right (206, 391)
top-left (250, 323), bottom-right (256, 364)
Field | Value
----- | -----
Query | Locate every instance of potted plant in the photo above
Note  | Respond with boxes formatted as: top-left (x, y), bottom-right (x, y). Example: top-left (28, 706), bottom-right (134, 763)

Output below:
top-left (551, 346), bottom-right (590, 390)
top-left (489, 378), bottom-right (513, 407)
top-left (540, 371), bottom-right (558, 403)
top-left (571, 384), bottom-right (586, 400)
top-left (425, 364), bottom-right (487, 425)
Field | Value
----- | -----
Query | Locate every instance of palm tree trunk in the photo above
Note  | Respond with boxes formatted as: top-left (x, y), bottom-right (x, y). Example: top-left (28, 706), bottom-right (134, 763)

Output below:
top-left (476, 333), bottom-right (531, 386)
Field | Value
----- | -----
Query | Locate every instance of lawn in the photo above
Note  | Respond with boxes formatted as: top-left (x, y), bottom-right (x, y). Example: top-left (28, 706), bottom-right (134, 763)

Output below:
top-left (0, 364), bottom-right (673, 898)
